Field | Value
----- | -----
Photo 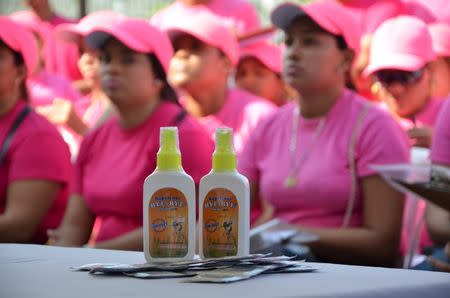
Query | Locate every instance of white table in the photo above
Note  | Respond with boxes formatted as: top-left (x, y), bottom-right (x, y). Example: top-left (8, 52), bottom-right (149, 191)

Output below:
top-left (1, 244), bottom-right (449, 298)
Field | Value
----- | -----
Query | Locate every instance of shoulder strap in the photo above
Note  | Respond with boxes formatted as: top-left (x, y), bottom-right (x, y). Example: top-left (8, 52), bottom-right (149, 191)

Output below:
top-left (342, 101), bottom-right (371, 228)
top-left (0, 105), bottom-right (32, 166)
top-left (171, 109), bottom-right (187, 126)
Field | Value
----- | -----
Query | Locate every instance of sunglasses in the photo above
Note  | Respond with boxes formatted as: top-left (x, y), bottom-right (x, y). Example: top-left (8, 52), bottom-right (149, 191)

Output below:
top-left (374, 69), bottom-right (424, 87)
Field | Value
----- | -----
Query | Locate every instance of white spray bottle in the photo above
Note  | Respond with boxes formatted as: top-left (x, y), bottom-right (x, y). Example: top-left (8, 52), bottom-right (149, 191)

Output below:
top-left (143, 127), bottom-right (195, 262)
top-left (199, 127), bottom-right (250, 258)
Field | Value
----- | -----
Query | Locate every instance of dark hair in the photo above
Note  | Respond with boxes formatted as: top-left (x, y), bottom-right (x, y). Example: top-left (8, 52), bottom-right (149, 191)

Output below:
top-left (335, 35), bottom-right (348, 50)
top-left (0, 40), bottom-right (29, 101)
top-left (147, 54), bottom-right (179, 105)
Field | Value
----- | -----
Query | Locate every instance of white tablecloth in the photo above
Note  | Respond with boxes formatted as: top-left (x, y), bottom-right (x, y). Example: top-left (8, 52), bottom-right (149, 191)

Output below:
top-left (1, 244), bottom-right (449, 298)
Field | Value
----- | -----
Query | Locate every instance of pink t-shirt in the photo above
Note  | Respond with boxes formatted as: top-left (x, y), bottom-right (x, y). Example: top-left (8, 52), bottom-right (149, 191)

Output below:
top-left (431, 98), bottom-right (450, 165)
top-left (27, 70), bottom-right (81, 107)
top-left (182, 88), bottom-right (276, 155)
top-left (150, 0), bottom-right (260, 35)
top-left (239, 89), bottom-right (409, 228)
top-left (73, 102), bottom-right (213, 242)
top-left (0, 101), bottom-right (71, 244)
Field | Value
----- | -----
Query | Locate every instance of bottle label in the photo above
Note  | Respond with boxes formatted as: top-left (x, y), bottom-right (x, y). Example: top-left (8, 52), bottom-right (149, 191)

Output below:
top-left (202, 188), bottom-right (239, 258)
top-left (148, 188), bottom-right (188, 258)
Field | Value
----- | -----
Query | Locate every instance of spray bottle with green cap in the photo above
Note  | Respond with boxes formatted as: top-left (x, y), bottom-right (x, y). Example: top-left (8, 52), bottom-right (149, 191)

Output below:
top-left (143, 127), bottom-right (195, 262)
top-left (199, 127), bottom-right (250, 259)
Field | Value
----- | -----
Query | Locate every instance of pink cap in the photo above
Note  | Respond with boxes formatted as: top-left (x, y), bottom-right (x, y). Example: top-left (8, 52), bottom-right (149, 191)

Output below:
top-left (362, 0), bottom-right (407, 33)
top-left (366, 15), bottom-right (436, 75)
top-left (0, 17), bottom-right (38, 76)
top-left (403, 0), bottom-right (450, 25)
top-left (85, 18), bottom-right (174, 74)
top-left (164, 7), bottom-right (239, 65)
top-left (270, 1), bottom-right (360, 51)
top-left (239, 40), bottom-right (282, 74)
top-left (56, 11), bottom-right (125, 43)
top-left (9, 10), bottom-right (50, 42)
top-left (428, 23), bottom-right (450, 57)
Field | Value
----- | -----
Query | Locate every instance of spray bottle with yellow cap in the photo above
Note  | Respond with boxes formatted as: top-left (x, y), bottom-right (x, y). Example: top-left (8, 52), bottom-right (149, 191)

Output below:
top-left (143, 127), bottom-right (195, 262)
top-left (199, 127), bottom-right (250, 259)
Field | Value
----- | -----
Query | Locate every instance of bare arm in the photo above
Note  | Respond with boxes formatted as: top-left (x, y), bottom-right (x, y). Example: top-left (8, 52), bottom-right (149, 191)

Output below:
top-left (249, 180), bottom-right (274, 227)
top-left (47, 194), bottom-right (94, 247)
top-left (94, 228), bottom-right (143, 251)
top-left (36, 99), bottom-right (89, 136)
top-left (425, 203), bottom-right (450, 246)
top-left (303, 175), bottom-right (404, 266)
top-left (0, 180), bottom-right (61, 242)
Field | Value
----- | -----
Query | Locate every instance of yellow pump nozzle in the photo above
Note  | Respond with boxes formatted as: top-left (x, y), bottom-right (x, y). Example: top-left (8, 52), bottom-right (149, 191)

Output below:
top-left (157, 127), bottom-right (182, 171)
top-left (212, 128), bottom-right (236, 172)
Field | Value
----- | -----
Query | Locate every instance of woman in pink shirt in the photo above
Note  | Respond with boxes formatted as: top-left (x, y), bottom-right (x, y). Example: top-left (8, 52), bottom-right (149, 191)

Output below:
top-left (47, 18), bottom-right (213, 250)
top-left (239, 1), bottom-right (409, 266)
top-left (39, 11), bottom-right (126, 138)
top-left (164, 8), bottom-right (276, 154)
top-left (366, 16), bottom-right (444, 148)
top-left (236, 40), bottom-right (293, 107)
top-left (415, 99), bottom-right (450, 272)
top-left (0, 17), bottom-right (71, 244)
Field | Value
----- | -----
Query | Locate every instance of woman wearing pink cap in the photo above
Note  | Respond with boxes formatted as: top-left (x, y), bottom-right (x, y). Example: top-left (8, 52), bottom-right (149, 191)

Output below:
top-left (366, 16), bottom-right (444, 148)
top-left (428, 23), bottom-right (450, 98)
top-left (48, 18), bottom-right (213, 250)
top-left (239, 1), bottom-right (410, 266)
top-left (164, 8), bottom-right (276, 154)
top-left (0, 17), bottom-right (71, 244)
top-left (36, 11), bottom-right (125, 140)
top-left (236, 40), bottom-right (293, 106)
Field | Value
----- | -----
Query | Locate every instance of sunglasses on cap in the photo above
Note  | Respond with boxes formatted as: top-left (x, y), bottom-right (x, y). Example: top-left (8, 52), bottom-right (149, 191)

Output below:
top-left (374, 69), bottom-right (424, 87)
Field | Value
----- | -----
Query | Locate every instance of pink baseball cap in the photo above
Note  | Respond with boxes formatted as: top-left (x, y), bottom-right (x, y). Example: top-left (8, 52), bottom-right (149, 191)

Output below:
top-left (361, 0), bottom-right (407, 33)
top-left (163, 7), bottom-right (239, 65)
top-left (0, 17), bottom-right (38, 76)
top-left (239, 40), bottom-right (282, 74)
top-left (85, 18), bottom-right (174, 74)
top-left (365, 15), bottom-right (436, 75)
top-left (428, 23), bottom-right (450, 58)
top-left (270, 1), bottom-right (360, 51)
top-left (56, 11), bottom-right (126, 43)
top-left (403, 0), bottom-right (450, 25)
top-left (9, 10), bottom-right (50, 43)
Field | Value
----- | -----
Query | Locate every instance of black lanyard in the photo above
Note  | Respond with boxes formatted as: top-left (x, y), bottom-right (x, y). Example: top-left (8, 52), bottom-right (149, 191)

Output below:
top-left (0, 105), bottom-right (32, 166)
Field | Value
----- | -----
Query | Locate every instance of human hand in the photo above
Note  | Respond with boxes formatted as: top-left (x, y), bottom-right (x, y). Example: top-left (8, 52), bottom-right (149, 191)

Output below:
top-left (252, 199), bottom-right (275, 227)
top-left (36, 98), bottom-right (88, 135)
top-left (47, 228), bottom-right (75, 247)
top-left (428, 242), bottom-right (450, 272)
top-left (408, 126), bottom-right (433, 148)
top-left (36, 98), bottom-right (74, 125)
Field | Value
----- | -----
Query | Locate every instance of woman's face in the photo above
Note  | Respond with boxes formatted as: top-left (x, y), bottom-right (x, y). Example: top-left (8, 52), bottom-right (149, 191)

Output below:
top-left (376, 67), bottom-right (432, 118)
top-left (77, 38), bottom-right (100, 83)
top-left (235, 57), bottom-right (284, 105)
top-left (99, 38), bottom-right (160, 110)
top-left (0, 43), bottom-right (23, 101)
top-left (282, 17), bottom-right (350, 94)
top-left (168, 34), bottom-right (229, 92)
